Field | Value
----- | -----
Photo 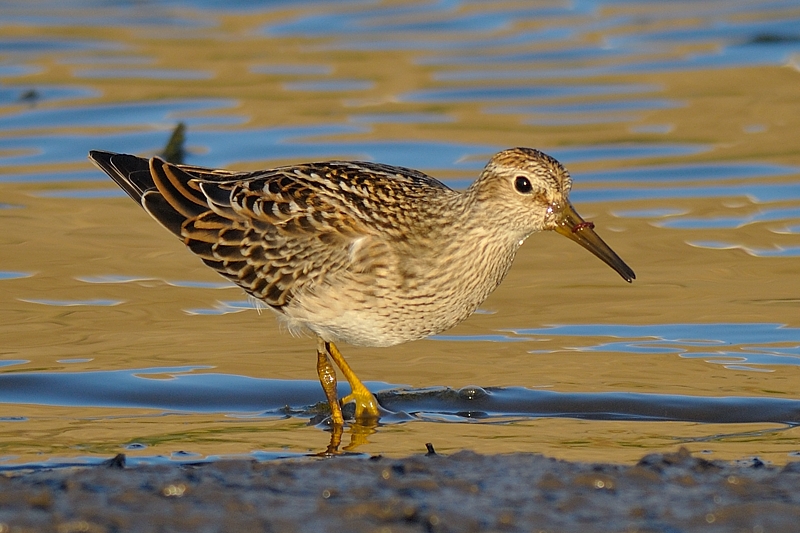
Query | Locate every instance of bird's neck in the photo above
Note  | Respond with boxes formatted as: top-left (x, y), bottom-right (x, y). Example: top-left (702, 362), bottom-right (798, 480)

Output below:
top-left (430, 193), bottom-right (522, 316)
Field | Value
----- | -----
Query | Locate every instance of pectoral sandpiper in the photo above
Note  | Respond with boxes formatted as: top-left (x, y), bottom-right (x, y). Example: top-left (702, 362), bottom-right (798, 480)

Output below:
top-left (89, 147), bottom-right (634, 426)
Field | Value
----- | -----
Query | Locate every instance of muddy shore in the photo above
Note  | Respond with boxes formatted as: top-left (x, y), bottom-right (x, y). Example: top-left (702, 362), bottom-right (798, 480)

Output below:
top-left (1, 447), bottom-right (796, 532)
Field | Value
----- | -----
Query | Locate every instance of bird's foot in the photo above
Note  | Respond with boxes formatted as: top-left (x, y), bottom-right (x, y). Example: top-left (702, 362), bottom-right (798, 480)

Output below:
top-left (340, 388), bottom-right (381, 422)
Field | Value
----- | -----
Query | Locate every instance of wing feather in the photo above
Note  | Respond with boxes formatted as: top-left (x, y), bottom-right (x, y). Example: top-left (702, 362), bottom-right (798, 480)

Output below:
top-left (90, 151), bottom-right (406, 310)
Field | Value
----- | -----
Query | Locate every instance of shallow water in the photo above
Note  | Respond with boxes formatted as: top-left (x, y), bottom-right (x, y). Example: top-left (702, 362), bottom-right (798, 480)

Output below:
top-left (1, 0), bottom-right (800, 466)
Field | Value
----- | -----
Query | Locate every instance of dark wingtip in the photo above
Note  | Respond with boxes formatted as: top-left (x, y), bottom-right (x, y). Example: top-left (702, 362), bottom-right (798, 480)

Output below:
top-left (87, 149), bottom-right (114, 167)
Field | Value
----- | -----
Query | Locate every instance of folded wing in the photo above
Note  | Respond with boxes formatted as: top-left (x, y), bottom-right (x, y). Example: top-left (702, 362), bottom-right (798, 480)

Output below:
top-left (88, 150), bottom-right (371, 310)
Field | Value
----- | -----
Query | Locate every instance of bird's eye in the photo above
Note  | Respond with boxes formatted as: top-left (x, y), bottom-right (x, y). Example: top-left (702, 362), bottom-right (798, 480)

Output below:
top-left (514, 175), bottom-right (532, 194)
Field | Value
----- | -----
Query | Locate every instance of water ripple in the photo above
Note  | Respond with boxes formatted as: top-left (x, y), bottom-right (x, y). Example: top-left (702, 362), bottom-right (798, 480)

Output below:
top-left (0, 99), bottom-right (241, 131)
top-left (687, 241), bottom-right (800, 258)
top-left (2, 367), bottom-right (799, 426)
top-left (508, 323), bottom-right (800, 371)
top-left (0, 271), bottom-right (33, 280)
top-left (19, 298), bottom-right (125, 307)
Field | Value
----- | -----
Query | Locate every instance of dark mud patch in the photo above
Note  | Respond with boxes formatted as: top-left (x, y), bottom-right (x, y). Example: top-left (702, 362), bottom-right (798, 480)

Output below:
top-left (1, 447), bottom-right (798, 532)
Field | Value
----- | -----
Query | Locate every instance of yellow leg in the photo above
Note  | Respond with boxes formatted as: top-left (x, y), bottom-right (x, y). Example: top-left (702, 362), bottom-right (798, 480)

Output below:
top-left (326, 341), bottom-right (380, 422)
top-left (316, 338), bottom-right (344, 426)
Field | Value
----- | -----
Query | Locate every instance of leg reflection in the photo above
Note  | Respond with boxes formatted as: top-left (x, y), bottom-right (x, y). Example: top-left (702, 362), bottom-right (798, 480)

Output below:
top-left (319, 421), bottom-right (379, 455)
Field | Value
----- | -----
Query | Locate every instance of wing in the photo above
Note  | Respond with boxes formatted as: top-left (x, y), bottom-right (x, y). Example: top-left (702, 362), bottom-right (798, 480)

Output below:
top-left (88, 150), bottom-right (450, 310)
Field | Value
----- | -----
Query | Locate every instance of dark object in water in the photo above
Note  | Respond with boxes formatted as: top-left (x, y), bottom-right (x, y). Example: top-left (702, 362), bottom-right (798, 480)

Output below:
top-left (747, 33), bottom-right (800, 45)
top-left (102, 453), bottom-right (126, 469)
top-left (18, 89), bottom-right (39, 103)
top-left (160, 122), bottom-right (186, 164)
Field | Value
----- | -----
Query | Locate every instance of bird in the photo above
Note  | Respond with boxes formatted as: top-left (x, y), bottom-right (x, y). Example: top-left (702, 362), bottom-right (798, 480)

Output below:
top-left (88, 147), bottom-right (635, 426)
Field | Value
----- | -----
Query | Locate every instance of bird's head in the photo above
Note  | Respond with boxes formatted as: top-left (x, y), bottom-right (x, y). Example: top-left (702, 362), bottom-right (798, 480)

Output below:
top-left (471, 147), bottom-right (635, 283)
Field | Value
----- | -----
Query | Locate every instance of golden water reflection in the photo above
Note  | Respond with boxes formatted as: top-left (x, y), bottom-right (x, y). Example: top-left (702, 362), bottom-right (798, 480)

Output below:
top-left (1, 1), bottom-right (800, 465)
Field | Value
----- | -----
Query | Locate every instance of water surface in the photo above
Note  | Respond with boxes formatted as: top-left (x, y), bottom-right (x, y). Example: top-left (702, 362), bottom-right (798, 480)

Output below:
top-left (1, 0), bottom-right (799, 466)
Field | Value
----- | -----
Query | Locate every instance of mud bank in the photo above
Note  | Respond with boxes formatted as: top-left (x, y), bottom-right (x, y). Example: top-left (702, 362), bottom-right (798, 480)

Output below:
top-left (1, 447), bottom-right (797, 532)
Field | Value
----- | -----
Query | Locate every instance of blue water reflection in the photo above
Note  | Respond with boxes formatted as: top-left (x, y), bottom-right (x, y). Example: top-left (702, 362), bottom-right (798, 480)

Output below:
top-left (418, 3), bottom-right (800, 73)
top-left (0, 99), bottom-right (241, 130)
top-left (0, 5), bottom-right (216, 28)
top-left (573, 183), bottom-right (800, 204)
top-left (0, 171), bottom-right (106, 184)
top-left (2, 366), bottom-right (800, 426)
top-left (263, 4), bottom-right (569, 40)
top-left (252, 64), bottom-right (333, 75)
top-left (688, 241), bottom-right (800, 258)
top-left (0, 271), bottom-right (33, 280)
top-left (581, 163), bottom-right (800, 183)
top-left (507, 323), bottom-right (800, 371)
top-left (421, 45), bottom-right (629, 67)
top-left (0, 119), bottom-right (710, 177)
top-left (400, 84), bottom-right (657, 103)
top-left (0, 85), bottom-right (99, 105)
top-left (76, 274), bottom-right (234, 289)
top-left (349, 113), bottom-right (453, 124)
top-left (656, 207), bottom-right (800, 230)
top-left (0, 37), bottom-right (122, 54)
top-left (19, 298), bottom-right (125, 307)
top-left (487, 99), bottom-right (683, 115)
top-left (58, 56), bottom-right (152, 66)
top-left (74, 68), bottom-right (213, 80)
top-left (33, 189), bottom-right (129, 199)
top-left (606, 17), bottom-right (800, 48)
top-left (184, 300), bottom-right (257, 316)
top-left (284, 80), bottom-right (374, 92)
top-left (0, 65), bottom-right (41, 77)
top-left (0, 365), bottom-right (390, 414)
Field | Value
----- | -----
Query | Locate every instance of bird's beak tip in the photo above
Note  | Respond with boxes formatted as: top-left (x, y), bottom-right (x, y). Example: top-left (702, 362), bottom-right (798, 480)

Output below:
top-left (553, 202), bottom-right (635, 283)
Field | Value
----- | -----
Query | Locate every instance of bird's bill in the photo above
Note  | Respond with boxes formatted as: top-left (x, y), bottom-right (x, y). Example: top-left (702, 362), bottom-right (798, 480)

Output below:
top-left (553, 202), bottom-right (636, 283)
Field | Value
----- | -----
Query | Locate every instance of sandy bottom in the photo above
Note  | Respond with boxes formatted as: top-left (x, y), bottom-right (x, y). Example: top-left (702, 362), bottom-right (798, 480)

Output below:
top-left (1, 447), bottom-right (797, 532)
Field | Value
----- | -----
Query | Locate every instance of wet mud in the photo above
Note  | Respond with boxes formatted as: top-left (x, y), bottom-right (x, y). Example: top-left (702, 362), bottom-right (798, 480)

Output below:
top-left (1, 447), bottom-right (796, 532)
